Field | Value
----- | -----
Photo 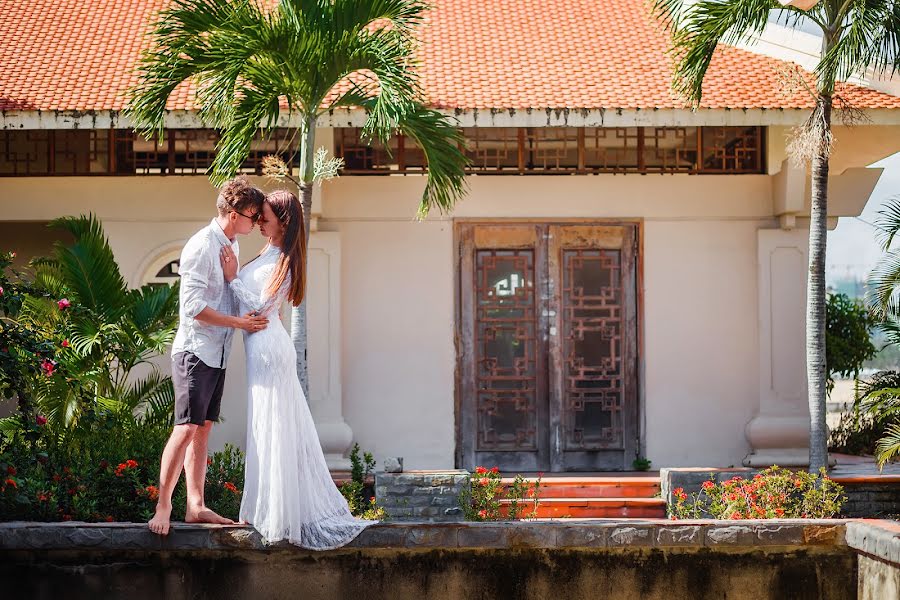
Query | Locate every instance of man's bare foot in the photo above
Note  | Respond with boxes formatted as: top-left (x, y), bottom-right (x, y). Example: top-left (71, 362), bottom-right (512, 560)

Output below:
top-left (149, 502), bottom-right (172, 536)
top-left (185, 506), bottom-right (234, 525)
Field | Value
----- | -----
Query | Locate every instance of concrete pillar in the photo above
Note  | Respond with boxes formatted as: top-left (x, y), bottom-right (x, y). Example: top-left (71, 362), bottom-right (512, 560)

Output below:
top-left (307, 230), bottom-right (353, 470)
top-left (744, 228), bottom-right (812, 467)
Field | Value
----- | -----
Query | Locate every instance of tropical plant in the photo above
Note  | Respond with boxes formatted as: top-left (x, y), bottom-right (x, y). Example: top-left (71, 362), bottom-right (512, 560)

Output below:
top-left (127, 0), bottom-right (470, 392)
top-left (825, 292), bottom-right (877, 394)
top-left (17, 215), bottom-right (180, 430)
top-left (653, 0), bottom-right (900, 472)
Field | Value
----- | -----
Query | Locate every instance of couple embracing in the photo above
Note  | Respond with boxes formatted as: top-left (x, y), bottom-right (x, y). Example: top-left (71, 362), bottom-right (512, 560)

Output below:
top-left (148, 176), bottom-right (374, 550)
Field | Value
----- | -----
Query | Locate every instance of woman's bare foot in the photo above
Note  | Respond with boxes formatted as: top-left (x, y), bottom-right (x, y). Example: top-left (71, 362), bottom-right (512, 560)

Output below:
top-left (149, 502), bottom-right (172, 535)
top-left (185, 506), bottom-right (234, 525)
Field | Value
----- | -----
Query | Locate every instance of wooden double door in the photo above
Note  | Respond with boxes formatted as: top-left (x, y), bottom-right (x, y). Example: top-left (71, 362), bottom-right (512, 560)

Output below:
top-left (457, 223), bottom-right (639, 472)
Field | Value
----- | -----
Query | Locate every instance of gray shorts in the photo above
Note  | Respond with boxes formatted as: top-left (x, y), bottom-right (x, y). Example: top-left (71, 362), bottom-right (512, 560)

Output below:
top-left (173, 352), bottom-right (226, 426)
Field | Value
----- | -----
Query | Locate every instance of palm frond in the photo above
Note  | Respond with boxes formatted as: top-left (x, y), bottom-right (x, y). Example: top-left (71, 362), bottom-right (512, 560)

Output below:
top-left (817, 1), bottom-right (900, 85)
top-left (653, 0), bottom-right (784, 104)
top-left (875, 422), bottom-right (900, 467)
top-left (48, 215), bottom-right (128, 320)
top-left (867, 248), bottom-right (900, 318)
top-left (395, 106), bottom-right (469, 218)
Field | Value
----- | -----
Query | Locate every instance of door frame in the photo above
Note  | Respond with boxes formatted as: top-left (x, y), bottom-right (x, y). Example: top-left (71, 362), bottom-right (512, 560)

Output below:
top-left (453, 219), bottom-right (645, 472)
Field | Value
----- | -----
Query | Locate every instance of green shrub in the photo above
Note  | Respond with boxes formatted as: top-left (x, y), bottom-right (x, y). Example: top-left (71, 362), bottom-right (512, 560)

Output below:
top-left (668, 466), bottom-right (845, 520)
top-left (338, 443), bottom-right (385, 520)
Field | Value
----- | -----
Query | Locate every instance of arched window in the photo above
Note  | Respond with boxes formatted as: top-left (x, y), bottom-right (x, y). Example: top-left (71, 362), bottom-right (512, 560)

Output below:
top-left (136, 248), bottom-right (182, 289)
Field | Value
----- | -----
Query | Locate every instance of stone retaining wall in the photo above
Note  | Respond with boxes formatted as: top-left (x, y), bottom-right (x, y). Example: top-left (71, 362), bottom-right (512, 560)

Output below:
top-left (0, 520), bottom-right (863, 600)
top-left (375, 469), bottom-right (468, 521)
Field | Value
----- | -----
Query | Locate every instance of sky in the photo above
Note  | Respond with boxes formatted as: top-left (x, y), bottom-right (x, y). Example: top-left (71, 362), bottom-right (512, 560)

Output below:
top-left (826, 152), bottom-right (900, 286)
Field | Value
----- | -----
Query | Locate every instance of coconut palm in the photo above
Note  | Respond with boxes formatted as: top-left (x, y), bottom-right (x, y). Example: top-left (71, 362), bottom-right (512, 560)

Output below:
top-left (127, 0), bottom-right (469, 392)
top-left (653, 0), bottom-right (900, 472)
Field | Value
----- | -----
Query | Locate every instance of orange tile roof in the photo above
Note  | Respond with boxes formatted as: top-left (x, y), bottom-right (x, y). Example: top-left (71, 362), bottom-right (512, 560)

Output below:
top-left (1, 0), bottom-right (899, 113)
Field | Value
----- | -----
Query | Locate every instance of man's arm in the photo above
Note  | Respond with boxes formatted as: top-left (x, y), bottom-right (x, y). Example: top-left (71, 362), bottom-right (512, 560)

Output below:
top-left (195, 306), bottom-right (267, 332)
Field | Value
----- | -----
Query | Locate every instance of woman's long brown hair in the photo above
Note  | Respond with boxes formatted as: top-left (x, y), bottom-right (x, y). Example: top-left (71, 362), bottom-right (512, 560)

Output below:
top-left (264, 190), bottom-right (306, 306)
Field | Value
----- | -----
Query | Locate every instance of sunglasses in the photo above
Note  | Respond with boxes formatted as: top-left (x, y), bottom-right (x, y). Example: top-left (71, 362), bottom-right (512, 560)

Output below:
top-left (234, 209), bottom-right (260, 223)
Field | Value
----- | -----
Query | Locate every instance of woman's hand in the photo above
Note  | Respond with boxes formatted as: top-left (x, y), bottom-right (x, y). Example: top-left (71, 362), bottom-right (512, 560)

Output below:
top-left (220, 245), bottom-right (238, 282)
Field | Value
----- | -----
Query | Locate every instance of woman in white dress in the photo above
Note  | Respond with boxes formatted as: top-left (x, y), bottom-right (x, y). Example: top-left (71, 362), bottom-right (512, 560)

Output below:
top-left (219, 189), bottom-right (374, 549)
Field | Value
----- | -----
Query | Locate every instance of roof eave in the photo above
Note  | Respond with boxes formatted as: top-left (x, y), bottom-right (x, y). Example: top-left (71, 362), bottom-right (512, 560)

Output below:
top-left (5, 107), bottom-right (900, 129)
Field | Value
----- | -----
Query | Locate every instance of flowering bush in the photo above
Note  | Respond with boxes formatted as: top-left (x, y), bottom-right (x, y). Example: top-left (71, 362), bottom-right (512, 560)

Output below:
top-left (0, 423), bottom-right (247, 523)
top-left (668, 466), bottom-right (846, 520)
top-left (338, 443), bottom-right (386, 520)
top-left (458, 467), bottom-right (542, 521)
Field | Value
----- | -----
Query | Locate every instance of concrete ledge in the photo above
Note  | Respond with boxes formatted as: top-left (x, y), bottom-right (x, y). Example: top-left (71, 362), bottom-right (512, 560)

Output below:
top-left (846, 520), bottom-right (900, 564)
top-left (0, 519), bottom-right (852, 552)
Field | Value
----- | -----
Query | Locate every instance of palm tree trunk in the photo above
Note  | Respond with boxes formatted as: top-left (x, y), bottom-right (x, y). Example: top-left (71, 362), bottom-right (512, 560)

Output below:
top-left (290, 117), bottom-right (317, 396)
top-left (807, 94), bottom-right (832, 473)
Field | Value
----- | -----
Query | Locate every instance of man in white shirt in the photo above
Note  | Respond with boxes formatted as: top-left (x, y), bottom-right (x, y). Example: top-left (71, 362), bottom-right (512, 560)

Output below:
top-left (149, 176), bottom-right (268, 536)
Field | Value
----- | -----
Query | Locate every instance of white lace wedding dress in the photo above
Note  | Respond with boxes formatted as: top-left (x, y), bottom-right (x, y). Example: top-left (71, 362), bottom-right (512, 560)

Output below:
top-left (230, 244), bottom-right (375, 549)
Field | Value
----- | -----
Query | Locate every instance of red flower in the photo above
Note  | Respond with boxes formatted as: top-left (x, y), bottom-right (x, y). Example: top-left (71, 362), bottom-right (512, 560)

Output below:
top-left (57, 298), bottom-right (71, 310)
top-left (0, 286), bottom-right (4, 296)
top-left (673, 487), bottom-right (684, 497)
top-left (223, 482), bottom-right (239, 494)
top-left (479, 478), bottom-right (490, 487)
top-left (105, 516), bottom-right (115, 522)
top-left (206, 457), bottom-right (212, 466)
top-left (729, 512), bottom-right (742, 520)
top-left (67, 488), bottom-right (77, 496)
top-left (490, 467), bottom-right (499, 474)
top-left (701, 481), bottom-right (715, 490)
top-left (775, 508), bottom-right (785, 517)
top-left (669, 515), bottom-right (677, 521)
top-left (145, 485), bottom-right (159, 501)
top-left (62, 514), bottom-right (72, 521)
top-left (478, 509), bottom-right (488, 519)
top-left (6, 466), bottom-right (15, 476)
top-left (126, 459), bottom-right (138, 469)
top-left (36, 415), bottom-right (47, 426)
top-left (475, 466), bottom-right (487, 474)
top-left (52, 474), bottom-right (61, 483)
top-left (61, 340), bottom-right (70, 348)
top-left (5, 478), bottom-right (17, 489)
top-left (40, 359), bottom-right (56, 377)
top-left (793, 479), bottom-right (803, 488)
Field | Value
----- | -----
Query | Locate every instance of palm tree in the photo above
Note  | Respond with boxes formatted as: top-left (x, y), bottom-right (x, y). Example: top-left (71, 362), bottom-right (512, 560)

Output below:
top-left (127, 0), bottom-right (469, 393)
top-left (653, 0), bottom-right (900, 472)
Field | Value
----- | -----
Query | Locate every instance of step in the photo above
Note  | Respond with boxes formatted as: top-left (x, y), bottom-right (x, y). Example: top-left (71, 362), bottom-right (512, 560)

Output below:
top-left (502, 477), bottom-right (660, 499)
top-left (500, 497), bottom-right (667, 519)
top-left (500, 476), bottom-right (661, 499)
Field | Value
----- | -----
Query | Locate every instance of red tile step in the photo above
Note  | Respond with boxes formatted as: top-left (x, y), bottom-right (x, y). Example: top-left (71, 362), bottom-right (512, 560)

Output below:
top-left (502, 476), bottom-right (661, 499)
top-left (499, 497), bottom-right (666, 519)
top-left (499, 475), bottom-right (666, 519)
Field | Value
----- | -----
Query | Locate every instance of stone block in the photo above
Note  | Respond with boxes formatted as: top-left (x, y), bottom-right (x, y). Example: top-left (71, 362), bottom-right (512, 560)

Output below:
top-left (705, 525), bottom-right (757, 546)
top-left (404, 524), bottom-right (459, 547)
top-left (656, 526), bottom-right (703, 547)
top-left (608, 526), bottom-right (653, 547)
top-left (556, 524), bottom-right (609, 548)
top-left (384, 457), bottom-right (403, 473)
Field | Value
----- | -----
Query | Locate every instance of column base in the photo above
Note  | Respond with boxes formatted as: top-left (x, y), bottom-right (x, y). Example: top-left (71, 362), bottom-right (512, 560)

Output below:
top-left (316, 419), bottom-right (354, 471)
